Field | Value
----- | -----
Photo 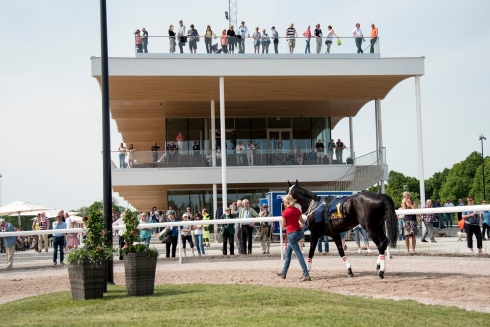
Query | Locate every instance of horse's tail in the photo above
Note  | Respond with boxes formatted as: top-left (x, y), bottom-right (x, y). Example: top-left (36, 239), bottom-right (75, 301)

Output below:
top-left (380, 194), bottom-right (398, 248)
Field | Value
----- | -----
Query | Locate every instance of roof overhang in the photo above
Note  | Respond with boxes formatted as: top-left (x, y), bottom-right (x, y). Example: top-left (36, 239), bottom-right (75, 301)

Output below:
top-left (91, 55), bottom-right (424, 148)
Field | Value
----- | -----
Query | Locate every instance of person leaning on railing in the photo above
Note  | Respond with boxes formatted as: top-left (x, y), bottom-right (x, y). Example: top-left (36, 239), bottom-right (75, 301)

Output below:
top-left (226, 25), bottom-right (236, 54)
top-left (314, 24), bottom-right (322, 54)
top-left (168, 25), bottom-right (176, 53)
top-left (134, 29), bottom-right (143, 53)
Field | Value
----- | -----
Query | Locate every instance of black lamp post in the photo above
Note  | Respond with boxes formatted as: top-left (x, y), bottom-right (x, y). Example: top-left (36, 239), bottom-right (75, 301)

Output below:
top-left (480, 135), bottom-right (486, 201)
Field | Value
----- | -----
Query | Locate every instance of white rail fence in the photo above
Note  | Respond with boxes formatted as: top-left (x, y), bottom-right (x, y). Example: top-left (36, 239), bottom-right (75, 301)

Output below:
top-left (1, 205), bottom-right (487, 264)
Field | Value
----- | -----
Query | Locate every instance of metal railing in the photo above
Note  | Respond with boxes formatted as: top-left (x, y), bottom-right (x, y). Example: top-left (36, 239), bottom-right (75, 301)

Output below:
top-left (112, 146), bottom-right (354, 169)
top-left (135, 36), bottom-right (380, 55)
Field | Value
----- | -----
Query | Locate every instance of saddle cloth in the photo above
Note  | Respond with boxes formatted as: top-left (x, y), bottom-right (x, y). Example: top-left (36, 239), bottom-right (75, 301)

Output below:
top-left (314, 196), bottom-right (349, 222)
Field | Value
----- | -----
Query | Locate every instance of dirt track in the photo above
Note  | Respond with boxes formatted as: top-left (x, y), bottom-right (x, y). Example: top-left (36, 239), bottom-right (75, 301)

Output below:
top-left (1, 254), bottom-right (488, 313)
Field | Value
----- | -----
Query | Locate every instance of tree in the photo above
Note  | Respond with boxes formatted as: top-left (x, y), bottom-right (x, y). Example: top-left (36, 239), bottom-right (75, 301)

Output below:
top-left (440, 151), bottom-right (482, 203)
top-left (384, 171), bottom-right (420, 206)
top-left (425, 168), bottom-right (449, 201)
top-left (469, 156), bottom-right (490, 203)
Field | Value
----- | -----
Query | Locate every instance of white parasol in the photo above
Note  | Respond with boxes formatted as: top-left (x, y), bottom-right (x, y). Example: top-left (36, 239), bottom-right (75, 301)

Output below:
top-left (0, 201), bottom-right (52, 227)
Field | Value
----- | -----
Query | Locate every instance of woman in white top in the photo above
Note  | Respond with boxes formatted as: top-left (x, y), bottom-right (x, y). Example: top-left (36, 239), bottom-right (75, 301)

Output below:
top-left (118, 143), bottom-right (127, 168)
top-left (261, 29), bottom-right (270, 54)
top-left (193, 212), bottom-right (205, 256)
top-left (127, 144), bottom-right (135, 168)
top-left (235, 141), bottom-right (245, 166)
top-left (325, 25), bottom-right (339, 54)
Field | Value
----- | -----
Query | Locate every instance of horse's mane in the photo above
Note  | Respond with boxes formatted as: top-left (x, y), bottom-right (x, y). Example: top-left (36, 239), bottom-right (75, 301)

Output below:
top-left (293, 185), bottom-right (319, 201)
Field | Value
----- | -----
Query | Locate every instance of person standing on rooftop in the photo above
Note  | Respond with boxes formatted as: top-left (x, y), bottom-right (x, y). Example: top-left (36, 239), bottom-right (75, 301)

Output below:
top-left (370, 23), bottom-right (378, 53)
top-left (325, 25), bottom-right (339, 54)
top-left (286, 23), bottom-right (298, 54)
top-left (177, 20), bottom-right (186, 53)
top-left (237, 21), bottom-right (250, 53)
top-left (168, 25), bottom-right (176, 53)
top-left (141, 27), bottom-right (149, 53)
top-left (134, 29), bottom-right (142, 53)
top-left (314, 24), bottom-right (322, 53)
top-left (352, 23), bottom-right (365, 53)
top-left (271, 26), bottom-right (279, 53)
top-left (303, 25), bottom-right (311, 53)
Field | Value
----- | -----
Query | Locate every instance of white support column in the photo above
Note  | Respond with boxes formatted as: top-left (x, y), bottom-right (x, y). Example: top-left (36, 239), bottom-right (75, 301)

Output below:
top-left (349, 117), bottom-right (354, 160)
top-left (219, 77), bottom-right (228, 208)
top-left (211, 100), bottom-right (216, 167)
top-left (415, 76), bottom-right (426, 204)
top-left (213, 183), bottom-right (217, 240)
top-left (376, 99), bottom-right (385, 193)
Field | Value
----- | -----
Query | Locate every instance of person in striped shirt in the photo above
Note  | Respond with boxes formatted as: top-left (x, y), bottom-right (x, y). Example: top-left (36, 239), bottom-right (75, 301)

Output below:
top-left (38, 212), bottom-right (50, 253)
top-left (421, 199), bottom-right (437, 243)
top-left (286, 23), bottom-right (298, 54)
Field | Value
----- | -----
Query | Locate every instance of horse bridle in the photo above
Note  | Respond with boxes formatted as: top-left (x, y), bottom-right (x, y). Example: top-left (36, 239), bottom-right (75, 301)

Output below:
top-left (288, 183), bottom-right (324, 219)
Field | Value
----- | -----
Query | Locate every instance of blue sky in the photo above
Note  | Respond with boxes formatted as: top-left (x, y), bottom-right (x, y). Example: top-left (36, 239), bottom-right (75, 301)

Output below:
top-left (0, 0), bottom-right (488, 210)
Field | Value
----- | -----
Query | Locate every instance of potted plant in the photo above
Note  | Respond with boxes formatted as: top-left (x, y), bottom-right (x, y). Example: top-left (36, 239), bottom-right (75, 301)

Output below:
top-left (122, 209), bottom-right (159, 296)
top-left (66, 205), bottom-right (115, 300)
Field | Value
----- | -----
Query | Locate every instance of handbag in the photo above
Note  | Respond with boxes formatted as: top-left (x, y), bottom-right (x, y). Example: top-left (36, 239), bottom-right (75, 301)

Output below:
top-left (267, 39), bottom-right (271, 45)
top-left (161, 235), bottom-right (172, 243)
top-left (195, 35), bottom-right (200, 42)
top-left (337, 38), bottom-right (341, 46)
top-left (180, 36), bottom-right (187, 43)
top-left (457, 218), bottom-right (465, 230)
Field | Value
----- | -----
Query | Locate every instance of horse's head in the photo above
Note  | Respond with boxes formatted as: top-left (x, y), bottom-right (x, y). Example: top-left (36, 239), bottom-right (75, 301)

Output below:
top-left (286, 179), bottom-right (300, 196)
top-left (286, 180), bottom-right (316, 214)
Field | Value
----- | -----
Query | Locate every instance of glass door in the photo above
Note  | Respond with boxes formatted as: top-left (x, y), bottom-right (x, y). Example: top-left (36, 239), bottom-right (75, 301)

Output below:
top-left (267, 129), bottom-right (292, 165)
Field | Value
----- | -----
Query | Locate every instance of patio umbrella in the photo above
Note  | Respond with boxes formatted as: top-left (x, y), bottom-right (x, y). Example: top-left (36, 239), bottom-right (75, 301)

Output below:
top-left (10, 209), bottom-right (60, 218)
top-left (0, 201), bottom-right (52, 227)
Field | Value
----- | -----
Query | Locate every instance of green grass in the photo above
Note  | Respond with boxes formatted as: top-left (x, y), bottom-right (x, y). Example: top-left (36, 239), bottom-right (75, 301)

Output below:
top-left (1, 284), bottom-right (488, 326)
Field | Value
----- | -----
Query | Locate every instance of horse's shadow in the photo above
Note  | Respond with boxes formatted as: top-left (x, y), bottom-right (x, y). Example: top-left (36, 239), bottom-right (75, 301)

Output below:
top-left (311, 270), bottom-right (471, 281)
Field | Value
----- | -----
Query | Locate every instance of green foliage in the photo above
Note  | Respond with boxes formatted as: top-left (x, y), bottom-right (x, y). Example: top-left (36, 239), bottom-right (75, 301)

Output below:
top-left (469, 157), bottom-right (490, 202)
top-left (66, 203), bottom-right (115, 266)
top-left (385, 171), bottom-right (420, 206)
top-left (1, 284), bottom-right (489, 326)
top-left (440, 152), bottom-right (483, 202)
top-left (121, 209), bottom-right (158, 257)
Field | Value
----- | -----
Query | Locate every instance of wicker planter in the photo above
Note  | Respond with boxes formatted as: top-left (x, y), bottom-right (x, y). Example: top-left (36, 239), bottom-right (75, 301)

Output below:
top-left (124, 253), bottom-right (158, 296)
top-left (68, 259), bottom-right (106, 300)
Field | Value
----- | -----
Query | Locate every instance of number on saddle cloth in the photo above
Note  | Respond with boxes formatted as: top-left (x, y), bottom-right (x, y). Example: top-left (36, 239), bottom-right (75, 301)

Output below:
top-left (326, 196), bottom-right (349, 221)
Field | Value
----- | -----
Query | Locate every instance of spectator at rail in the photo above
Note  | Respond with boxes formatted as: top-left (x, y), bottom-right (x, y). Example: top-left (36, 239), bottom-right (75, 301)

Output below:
top-left (352, 23), bottom-right (365, 54)
top-left (317, 235), bottom-right (329, 255)
top-left (258, 204), bottom-right (273, 254)
top-left (66, 221), bottom-right (80, 250)
top-left (457, 198), bottom-right (464, 222)
top-left (167, 141), bottom-right (177, 162)
top-left (193, 212), bottom-right (205, 256)
top-left (314, 24), bottom-right (323, 53)
top-left (462, 196), bottom-right (483, 254)
top-left (141, 27), bottom-right (149, 53)
top-left (127, 144), bottom-right (136, 168)
top-left (433, 199), bottom-right (444, 228)
top-left (261, 29), bottom-right (270, 54)
top-left (401, 191), bottom-right (417, 255)
top-left (230, 130), bottom-right (237, 149)
top-left (327, 139), bottom-right (336, 164)
top-left (220, 29), bottom-right (228, 53)
top-left (150, 142), bottom-right (160, 167)
top-left (444, 198), bottom-right (454, 228)
top-left (335, 139), bottom-right (346, 163)
top-left (237, 21), bottom-right (250, 53)
top-left (139, 212), bottom-right (152, 248)
top-left (202, 208), bottom-right (211, 247)
top-left (325, 25), bottom-right (339, 54)
top-left (246, 141), bottom-right (255, 166)
top-left (220, 207), bottom-right (236, 255)
top-left (238, 199), bottom-right (259, 254)
top-left (52, 213), bottom-right (67, 265)
top-left (177, 20), bottom-right (187, 53)
top-left (235, 141), bottom-right (245, 166)
top-left (150, 207), bottom-right (159, 233)
top-left (134, 29), bottom-right (142, 53)
top-left (295, 147), bottom-right (304, 165)
top-left (176, 132), bottom-right (185, 154)
top-left (315, 139), bottom-right (325, 164)
top-left (187, 24), bottom-right (199, 54)
top-left (370, 24), bottom-right (378, 53)
top-left (303, 25), bottom-right (311, 53)
top-left (482, 200), bottom-right (490, 240)
top-left (252, 27), bottom-right (261, 54)
top-left (38, 211), bottom-right (50, 253)
top-left (232, 200), bottom-right (244, 254)
top-left (113, 213), bottom-right (126, 260)
top-left (203, 25), bottom-right (216, 54)
top-left (168, 24), bottom-right (176, 53)
top-left (276, 195), bottom-right (311, 281)
top-left (181, 213), bottom-right (195, 257)
top-left (353, 224), bottom-right (372, 253)
top-left (31, 214), bottom-right (41, 251)
top-left (420, 199), bottom-right (437, 243)
top-left (286, 23), bottom-right (298, 54)
top-left (118, 142), bottom-right (127, 168)
top-left (166, 210), bottom-right (180, 258)
top-left (0, 218), bottom-right (16, 270)
top-left (226, 25), bottom-right (236, 54)
top-left (271, 26), bottom-right (279, 53)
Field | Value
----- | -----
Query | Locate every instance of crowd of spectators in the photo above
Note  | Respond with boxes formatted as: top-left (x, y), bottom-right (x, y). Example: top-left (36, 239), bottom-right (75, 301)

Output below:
top-left (134, 21), bottom-right (379, 54)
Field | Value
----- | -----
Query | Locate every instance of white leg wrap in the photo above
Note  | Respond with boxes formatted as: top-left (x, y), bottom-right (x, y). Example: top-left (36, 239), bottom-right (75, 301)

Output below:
top-left (377, 256), bottom-right (380, 265)
top-left (379, 255), bottom-right (386, 271)
top-left (342, 256), bottom-right (351, 269)
top-left (307, 258), bottom-right (312, 271)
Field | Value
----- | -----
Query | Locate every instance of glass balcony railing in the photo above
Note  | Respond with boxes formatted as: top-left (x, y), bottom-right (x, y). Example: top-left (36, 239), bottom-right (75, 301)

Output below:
top-left (134, 36), bottom-right (380, 56)
top-left (112, 147), bottom-right (355, 169)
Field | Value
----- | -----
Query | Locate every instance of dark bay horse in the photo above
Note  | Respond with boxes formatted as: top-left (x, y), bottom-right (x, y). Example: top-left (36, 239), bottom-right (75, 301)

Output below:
top-left (287, 181), bottom-right (398, 278)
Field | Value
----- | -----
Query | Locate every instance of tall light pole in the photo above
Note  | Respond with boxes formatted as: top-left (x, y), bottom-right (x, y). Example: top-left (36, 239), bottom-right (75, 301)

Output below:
top-left (480, 135), bottom-right (486, 201)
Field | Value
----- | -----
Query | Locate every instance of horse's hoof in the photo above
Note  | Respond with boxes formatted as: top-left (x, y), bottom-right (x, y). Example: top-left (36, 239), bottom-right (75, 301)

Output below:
top-left (347, 268), bottom-right (354, 277)
top-left (378, 271), bottom-right (385, 279)
top-left (376, 264), bottom-right (380, 272)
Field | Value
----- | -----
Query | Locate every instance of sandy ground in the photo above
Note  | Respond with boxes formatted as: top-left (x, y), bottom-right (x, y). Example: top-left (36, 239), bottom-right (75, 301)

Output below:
top-left (1, 254), bottom-right (489, 313)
